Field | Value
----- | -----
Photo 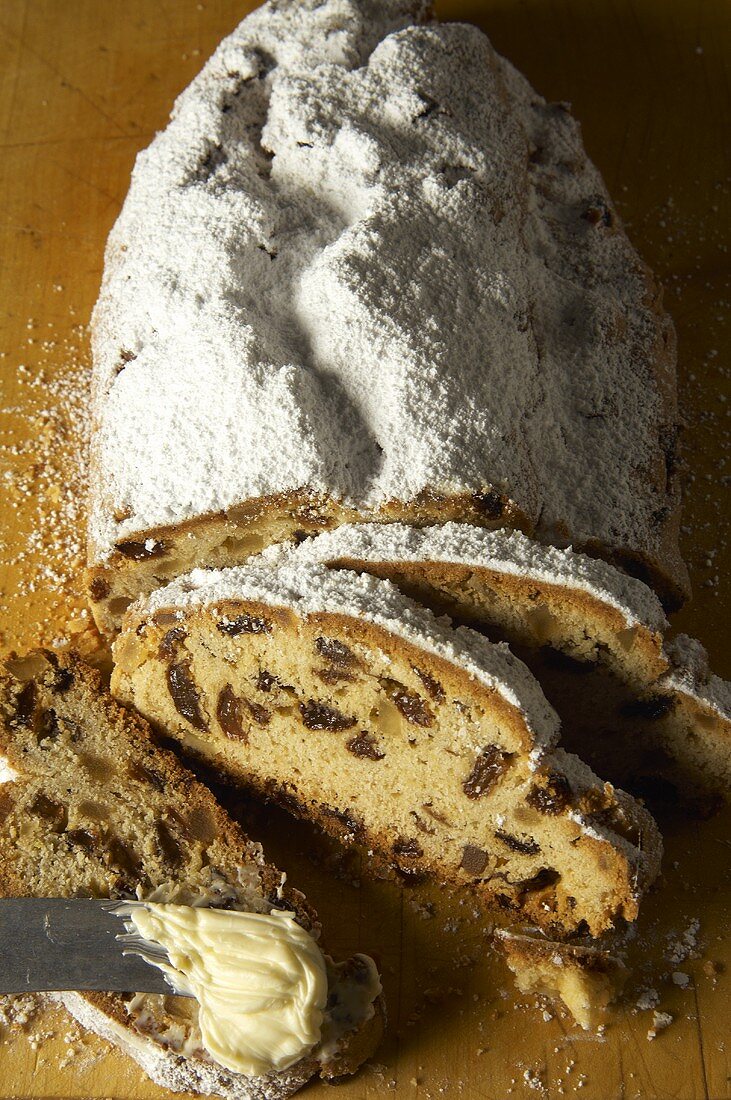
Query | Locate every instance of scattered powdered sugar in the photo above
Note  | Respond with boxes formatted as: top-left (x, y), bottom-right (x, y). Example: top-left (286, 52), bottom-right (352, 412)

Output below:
top-left (137, 557), bottom-right (561, 748)
top-left (0, 304), bottom-right (93, 652)
top-left (273, 522), bottom-right (669, 633)
top-left (89, 0), bottom-right (684, 606)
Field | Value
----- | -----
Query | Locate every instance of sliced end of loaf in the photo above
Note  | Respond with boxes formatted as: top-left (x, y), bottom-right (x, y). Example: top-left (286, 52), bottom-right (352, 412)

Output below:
top-left (0, 650), bottom-right (384, 1099)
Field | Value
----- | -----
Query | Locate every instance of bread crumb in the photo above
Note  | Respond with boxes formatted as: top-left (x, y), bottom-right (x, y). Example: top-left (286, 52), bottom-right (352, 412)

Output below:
top-left (647, 1011), bottom-right (673, 1040)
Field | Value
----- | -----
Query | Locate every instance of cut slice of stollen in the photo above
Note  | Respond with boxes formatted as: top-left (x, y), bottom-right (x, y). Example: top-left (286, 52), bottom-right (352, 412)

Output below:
top-left (0, 650), bottom-right (383, 1100)
top-left (112, 559), bottom-right (662, 938)
top-left (273, 523), bottom-right (730, 804)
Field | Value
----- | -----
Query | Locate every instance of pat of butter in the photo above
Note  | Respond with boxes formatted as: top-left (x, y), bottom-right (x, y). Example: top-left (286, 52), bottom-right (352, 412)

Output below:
top-left (128, 904), bottom-right (328, 1076)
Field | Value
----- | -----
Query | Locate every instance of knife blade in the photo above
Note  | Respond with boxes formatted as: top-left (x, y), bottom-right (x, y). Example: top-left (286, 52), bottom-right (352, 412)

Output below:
top-left (0, 897), bottom-right (191, 996)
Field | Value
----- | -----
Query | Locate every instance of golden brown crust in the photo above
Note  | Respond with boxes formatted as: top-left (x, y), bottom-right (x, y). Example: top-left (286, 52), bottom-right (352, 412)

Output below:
top-left (325, 557), bottom-right (670, 687)
top-left (87, 488), bottom-right (530, 634)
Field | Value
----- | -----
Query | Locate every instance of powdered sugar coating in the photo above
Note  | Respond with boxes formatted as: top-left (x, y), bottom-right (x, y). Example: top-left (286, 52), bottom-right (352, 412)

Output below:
top-left (663, 635), bottom-right (731, 720)
top-left (138, 560), bottom-right (560, 748)
top-left (270, 523), bottom-right (669, 634)
top-left (89, 0), bottom-right (683, 599)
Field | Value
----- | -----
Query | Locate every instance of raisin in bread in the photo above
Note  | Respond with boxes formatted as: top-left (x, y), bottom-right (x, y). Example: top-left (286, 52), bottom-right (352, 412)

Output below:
top-left (0, 650), bottom-right (384, 1100)
top-left (495, 929), bottom-right (627, 1031)
top-left (111, 561), bottom-right (662, 938)
top-left (280, 523), bottom-right (731, 805)
top-left (87, 0), bottom-right (686, 636)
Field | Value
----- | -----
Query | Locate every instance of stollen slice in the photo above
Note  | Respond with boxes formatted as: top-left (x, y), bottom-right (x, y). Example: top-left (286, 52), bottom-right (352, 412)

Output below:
top-left (494, 929), bottom-right (627, 1031)
top-left (0, 650), bottom-right (383, 1100)
top-left (279, 523), bottom-right (731, 804)
top-left (111, 560), bottom-right (662, 938)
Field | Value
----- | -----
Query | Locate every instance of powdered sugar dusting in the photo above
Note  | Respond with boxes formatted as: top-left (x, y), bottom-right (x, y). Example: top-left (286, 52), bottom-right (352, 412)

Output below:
top-left (0, 302), bottom-right (93, 652)
top-left (136, 558), bottom-right (560, 748)
top-left (89, 0), bottom-right (684, 602)
top-left (663, 633), bottom-right (731, 719)
top-left (273, 522), bottom-right (669, 633)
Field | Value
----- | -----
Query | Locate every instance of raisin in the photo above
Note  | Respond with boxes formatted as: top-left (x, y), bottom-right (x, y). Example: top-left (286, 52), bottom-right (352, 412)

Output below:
top-left (246, 699), bottom-right (271, 726)
top-left (526, 772), bottom-right (572, 815)
top-left (186, 806), bottom-right (218, 845)
top-left (392, 837), bottom-right (423, 859)
top-left (462, 745), bottom-right (513, 799)
top-left (384, 682), bottom-right (433, 727)
top-left (256, 669), bottom-right (277, 693)
top-left (159, 626), bottom-right (187, 658)
top-left (460, 844), bottom-right (488, 875)
top-left (116, 539), bottom-right (167, 560)
top-left (517, 867), bottom-right (560, 894)
top-left (11, 681), bottom-right (36, 727)
top-left (30, 792), bottom-right (67, 831)
top-left (299, 701), bottom-right (356, 732)
top-left (89, 576), bottom-right (110, 601)
top-left (153, 611), bottom-right (181, 627)
top-left (37, 709), bottom-right (60, 742)
top-left (422, 803), bottom-right (450, 825)
top-left (317, 666), bottom-right (355, 686)
top-left (393, 863), bottom-right (426, 883)
top-left (156, 821), bottom-right (183, 866)
top-left (346, 731), bottom-right (385, 760)
top-left (413, 667), bottom-right (445, 703)
top-left (127, 760), bottom-right (166, 791)
top-left (472, 490), bottom-right (504, 518)
top-left (106, 838), bottom-right (143, 876)
top-left (409, 810), bottom-right (435, 835)
top-left (66, 828), bottom-right (98, 852)
top-left (495, 830), bottom-right (541, 856)
top-left (315, 637), bottom-right (354, 666)
top-left (217, 614), bottom-right (271, 636)
top-left (621, 694), bottom-right (676, 721)
top-left (166, 662), bottom-right (208, 731)
top-left (217, 685), bottom-right (247, 742)
top-left (51, 667), bottom-right (74, 694)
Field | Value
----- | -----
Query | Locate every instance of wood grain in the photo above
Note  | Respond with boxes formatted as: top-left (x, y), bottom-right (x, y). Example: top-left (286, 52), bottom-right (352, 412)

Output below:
top-left (0, 2), bottom-right (729, 1098)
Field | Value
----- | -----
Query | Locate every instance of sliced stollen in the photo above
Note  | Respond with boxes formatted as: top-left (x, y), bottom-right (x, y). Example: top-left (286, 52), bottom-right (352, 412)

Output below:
top-left (111, 561), bottom-right (662, 938)
top-left (88, 0), bottom-right (686, 636)
top-left (277, 523), bottom-right (731, 803)
top-left (0, 650), bottom-right (383, 1100)
top-left (494, 929), bottom-right (627, 1031)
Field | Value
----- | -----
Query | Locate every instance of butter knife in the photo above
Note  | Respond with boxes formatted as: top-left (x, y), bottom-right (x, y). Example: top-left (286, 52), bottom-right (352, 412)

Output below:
top-left (0, 898), bottom-right (190, 996)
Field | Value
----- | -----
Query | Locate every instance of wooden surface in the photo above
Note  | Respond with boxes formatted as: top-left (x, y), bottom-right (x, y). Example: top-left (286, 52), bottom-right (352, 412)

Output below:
top-left (0, 1), bottom-right (730, 1097)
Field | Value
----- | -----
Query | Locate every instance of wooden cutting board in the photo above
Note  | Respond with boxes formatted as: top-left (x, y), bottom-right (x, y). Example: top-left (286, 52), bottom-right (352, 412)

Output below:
top-left (0, 2), bottom-right (729, 1098)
